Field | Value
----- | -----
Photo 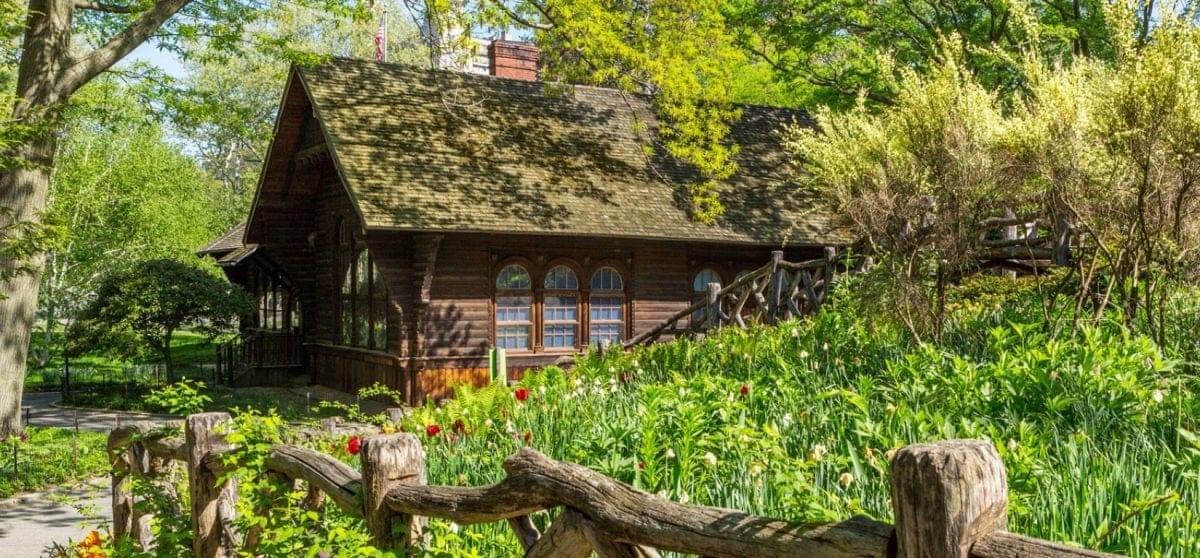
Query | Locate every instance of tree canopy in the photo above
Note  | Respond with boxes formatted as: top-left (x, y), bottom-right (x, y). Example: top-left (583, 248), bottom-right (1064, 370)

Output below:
top-left (68, 258), bottom-right (250, 381)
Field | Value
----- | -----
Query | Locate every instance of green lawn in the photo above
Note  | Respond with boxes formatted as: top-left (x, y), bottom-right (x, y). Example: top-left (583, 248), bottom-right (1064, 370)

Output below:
top-left (0, 427), bottom-right (109, 499)
top-left (25, 330), bottom-right (218, 389)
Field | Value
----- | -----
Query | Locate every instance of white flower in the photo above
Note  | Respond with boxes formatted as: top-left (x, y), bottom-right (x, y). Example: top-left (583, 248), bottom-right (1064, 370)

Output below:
top-left (678, 492), bottom-right (690, 504)
top-left (632, 360), bottom-right (639, 367)
top-left (449, 522), bottom-right (461, 534)
top-left (484, 419), bottom-right (494, 428)
top-left (790, 328), bottom-right (799, 337)
top-left (823, 342), bottom-right (829, 351)
top-left (702, 452), bottom-right (718, 467)
top-left (809, 444), bottom-right (827, 461)
top-left (749, 463), bottom-right (765, 476)
top-left (538, 386), bottom-right (547, 395)
top-left (838, 472), bottom-right (854, 487)
top-left (743, 352), bottom-right (750, 359)
top-left (656, 490), bottom-right (669, 499)
top-left (799, 350), bottom-right (809, 359)
top-left (665, 448), bottom-right (676, 459)
top-left (461, 408), bottom-right (470, 416)
top-left (781, 413), bottom-right (793, 428)
top-left (610, 385), bottom-right (619, 393)
top-left (608, 366), bottom-right (617, 373)
top-left (885, 403), bottom-right (897, 414)
top-left (1006, 439), bottom-right (1019, 451)
top-left (572, 378), bottom-right (581, 389)
top-left (1152, 390), bottom-right (1165, 403)
top-left (505, 420), bottom-right (515, 433)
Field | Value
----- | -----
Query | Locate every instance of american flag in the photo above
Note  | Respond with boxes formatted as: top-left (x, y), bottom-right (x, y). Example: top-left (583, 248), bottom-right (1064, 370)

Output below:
top-left (374, 15), bottom-right (386, 62)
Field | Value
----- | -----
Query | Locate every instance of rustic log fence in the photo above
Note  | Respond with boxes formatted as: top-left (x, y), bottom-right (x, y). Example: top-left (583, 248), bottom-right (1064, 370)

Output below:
top-left (108, 413), bottom-right (1123, 558)
top-left (625, 249), bottom-right (840, 348)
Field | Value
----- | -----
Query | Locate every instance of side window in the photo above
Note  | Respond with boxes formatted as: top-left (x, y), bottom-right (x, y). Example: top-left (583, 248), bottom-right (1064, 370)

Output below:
top-left (543, 265), bottom-right (580, 349)
top-left (495, 264), bottom-right (533, 350)
top-left (589, 267), bottom-right (624, 346)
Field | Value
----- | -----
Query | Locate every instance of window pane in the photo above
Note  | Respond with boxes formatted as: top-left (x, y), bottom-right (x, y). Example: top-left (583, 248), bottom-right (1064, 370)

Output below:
top-left (590, 267), bottom-right (623, 291)
top-left (357, 250), bottom-right (371, 293)
top-left (544, 324), bottom-right (577, 348)
top-left (341, 255), bottom-right (354, 295)
top-left (544, 295), bottom-right (578, 321)
top-left (590, 296), bottom-right (623, 322)
top-left (590, 323), bottom-right (622, 346)
top-left (693, 268), bottom-right (721, 292)
top-left (496, 325), bottom-right (531, 350)
top-left (497, 296), bottom-right (532, 322)
top-left (341, 298), bottom-right (353, 344)
top-left (496, 265), bottom-right (531, 290)
top-left (544, 266), bottom-right (579, 290)
top-left (373, 297), bottom-right (388, 349)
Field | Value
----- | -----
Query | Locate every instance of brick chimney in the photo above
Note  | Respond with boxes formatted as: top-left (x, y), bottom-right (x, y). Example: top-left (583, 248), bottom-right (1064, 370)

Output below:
top-left (488, 40), bottom-right (539, 81)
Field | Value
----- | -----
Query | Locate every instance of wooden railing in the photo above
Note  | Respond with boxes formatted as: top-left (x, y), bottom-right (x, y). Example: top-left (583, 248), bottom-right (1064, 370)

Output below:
top-left (214, 330), bottom-right (305, 385)
top-left (108, 412), bottom-right (1123, 558)
top-left (626, 249), bottom-right (838, 348)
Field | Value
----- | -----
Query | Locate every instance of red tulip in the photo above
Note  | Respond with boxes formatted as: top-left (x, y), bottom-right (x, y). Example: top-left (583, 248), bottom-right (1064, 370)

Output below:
top-left (514, 388), bottom-right (530, 402)
top-left (619, 371), bottom-right (634, 383)
top-left (523, 431), bottom-right (532, 444)
top-left (740, 384), bottom-right (750, 397)
top-left (426, 424), bottom-right (442, 437)
top-left (346, 436), bottom-right (362, 455)
top-left (453, 419), bottom-right (467, 435)
top-left (637, 462), bottom-right (645, 470)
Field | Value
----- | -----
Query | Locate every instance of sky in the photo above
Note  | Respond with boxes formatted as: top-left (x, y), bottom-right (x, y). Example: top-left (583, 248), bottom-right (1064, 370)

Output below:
top-left (128, 43), bottom-right (186, 78)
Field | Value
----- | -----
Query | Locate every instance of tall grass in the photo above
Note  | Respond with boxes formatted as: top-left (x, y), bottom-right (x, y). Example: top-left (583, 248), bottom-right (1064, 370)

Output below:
top-left (394, 284), bottom-right (1200, 557)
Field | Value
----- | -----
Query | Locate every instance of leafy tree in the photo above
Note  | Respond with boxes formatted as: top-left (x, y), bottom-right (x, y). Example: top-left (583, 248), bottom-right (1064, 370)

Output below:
top-left (33, 81), bottom-right (230, 368)
top-left (724, 0), bottom-right (1123, 108)
top-left (788, 13), bottom-right (1200, 343)
top-left (0, 0), bottom-right (367, 437)
top-left (68, 258), bottom-right (251, 382)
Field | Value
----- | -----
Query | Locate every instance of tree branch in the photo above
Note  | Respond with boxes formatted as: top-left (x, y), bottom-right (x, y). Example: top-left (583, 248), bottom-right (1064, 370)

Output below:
top-left (58, 0), bottom-right (194, 96)
top-left (486, 0), bottom-right (554, 31)
top-left (74, 1), bottom-right (133, 13)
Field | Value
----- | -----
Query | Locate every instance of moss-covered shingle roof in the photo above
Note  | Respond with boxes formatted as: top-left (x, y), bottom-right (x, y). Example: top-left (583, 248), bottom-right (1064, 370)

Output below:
top-left (296, 58), bottom-right (850, 246)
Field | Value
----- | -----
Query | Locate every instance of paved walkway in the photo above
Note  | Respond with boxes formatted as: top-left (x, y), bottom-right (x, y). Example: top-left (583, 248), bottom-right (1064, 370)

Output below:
top-left (21, 391), bottom-right (177, 432)
top-left (0, 480), bottom-right (109, 557)
top-left (1, 392), bottom-right (175, 557)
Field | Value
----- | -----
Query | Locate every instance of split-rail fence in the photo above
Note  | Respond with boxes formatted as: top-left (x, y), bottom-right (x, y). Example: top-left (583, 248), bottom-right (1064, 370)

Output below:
top-left (109, 412), bottom-right (1124, 558)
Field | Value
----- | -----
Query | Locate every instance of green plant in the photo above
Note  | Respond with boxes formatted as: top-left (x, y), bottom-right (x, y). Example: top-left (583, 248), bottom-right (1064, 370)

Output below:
top-left (144, 380), bottom-right (213, 416)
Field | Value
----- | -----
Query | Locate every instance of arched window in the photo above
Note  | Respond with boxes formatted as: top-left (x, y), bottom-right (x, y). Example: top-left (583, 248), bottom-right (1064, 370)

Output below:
top-left (589, 267), bottom-right (624, 346)
top-left (337, 220), bottom-right (388, 349)
top-left (543, 265), bottom-right (579, 349)
top-left (692, 268), bottom-right (722, 328)
top-left (495, 264), bottom-right (533, 350)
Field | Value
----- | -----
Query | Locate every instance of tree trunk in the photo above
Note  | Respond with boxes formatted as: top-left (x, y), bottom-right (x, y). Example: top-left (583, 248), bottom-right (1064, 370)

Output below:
top-left (163, 331), bottom-right (176, 384)
top-left (0, 144), bottom-right (57, 437)
top-left (0, 0), bottom-right (71, 438)
top-left (1, 0), bottom-right (194, 436)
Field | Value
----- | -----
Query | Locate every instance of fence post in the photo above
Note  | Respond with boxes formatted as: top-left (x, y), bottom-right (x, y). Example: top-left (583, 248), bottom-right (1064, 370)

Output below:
top-left (890, 439), bottom-right (1007, 558)
top-left (186, 412), bottom-right (237, 558)
top-left (108, 432), bottom-right (134, 541)
top-left (361, 433), bottom-right (426, 553)
top-left (767, 250), bottom-right (785, 323)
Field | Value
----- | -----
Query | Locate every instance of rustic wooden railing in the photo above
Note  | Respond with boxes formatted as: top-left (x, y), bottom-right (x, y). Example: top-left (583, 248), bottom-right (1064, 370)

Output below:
top-left (214, 330), bottom-right (305, 385)
top-left (626, 249), bottom-right (840, 348)
top-left (109, 412), bottom-right (1124, 558)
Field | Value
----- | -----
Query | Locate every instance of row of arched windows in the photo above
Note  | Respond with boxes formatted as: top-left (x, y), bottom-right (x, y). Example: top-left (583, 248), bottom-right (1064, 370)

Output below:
top-left (494, 263), bottom-right (626, 351)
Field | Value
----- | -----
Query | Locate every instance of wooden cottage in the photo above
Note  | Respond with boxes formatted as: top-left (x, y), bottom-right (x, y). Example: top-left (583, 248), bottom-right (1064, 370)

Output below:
top-left (208, 41), bottom-right (850, 404)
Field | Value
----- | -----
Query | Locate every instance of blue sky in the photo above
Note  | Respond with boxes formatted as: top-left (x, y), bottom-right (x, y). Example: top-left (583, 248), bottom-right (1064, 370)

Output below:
top-left (128, 43), bottom-right (186, 78)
